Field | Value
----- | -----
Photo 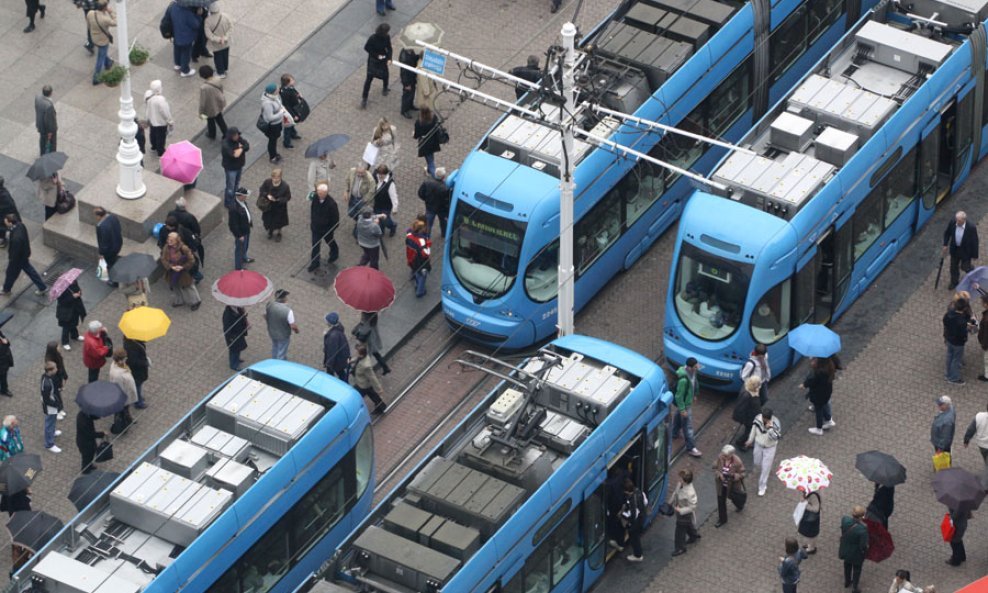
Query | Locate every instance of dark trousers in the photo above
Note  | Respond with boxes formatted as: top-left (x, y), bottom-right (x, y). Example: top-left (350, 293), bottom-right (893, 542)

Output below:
top-left (205, 113), bottom-right (227, 139)
top-left (373, 207), bottom-right (397, 234)
top-left (87, 367), bottom-right (100, 383)
top-left (3, 259), bottom-right (46, 293)
top-left (626, 520), bottom-right (643, 558)
top-left (371, 351), bottom-right (391, 374)
top-left (782, 584), bottom-right (797, 593)
top-left (327, 366), bottom-right (349, 383)
top-left (40, 132), bottom-right (56, 155)
top-left (283, 125), bottom-right (301, 147)
top-left (673, 518), bottom-right (698, 551)
top-left (213, 48), bottom-right (229, 75)
top-left (814, 401), bottom-right (832, 429)
top-left (950, 540), bottom-right (966, 563)
top-left (357, 386), bottom-right (384, 407)
top-left (228, 346), bottom-right (243, 371)
top-left (0, 370), bottom-right (8, 395)
top-left (310, 229), bottom-right (339, 269)
top-left (362, 70), bottom-right (388, 99)
top-left (265, 124), bottom-right (282, 159)
top-left (949, 254), bottom-right (973, 287)
top-left (44, 206), bottom-right (56, 220)
top-left (843, 562), bottom-right (862, 589)
top-left (359, 245), bottom-right (380, 269)
top-left (61, 326), bottom-right (79, 346)
top-left (149, 125), bottom-right (167, 157)
top-left (716, 484), bottom-right (729, 524)
top-left (80, 448), bottom-right (95, 473)
top-left (401, 84), bottom-right (416, 114)
top-left (173, 43), bottom-right (192, 73)
top-left (234, 232), bottom-right (250, 270)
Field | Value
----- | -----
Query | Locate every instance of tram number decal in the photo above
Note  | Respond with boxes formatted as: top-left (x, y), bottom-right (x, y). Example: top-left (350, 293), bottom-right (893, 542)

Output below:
top-left (542, 307), bottom-right (558, 321)
top-left (714, 370), bottom-right (733, 379)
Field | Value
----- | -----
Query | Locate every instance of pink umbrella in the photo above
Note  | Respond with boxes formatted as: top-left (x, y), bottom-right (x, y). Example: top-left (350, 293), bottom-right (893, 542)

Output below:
top-left (160, 140), bottom-right (203, 184)
top-left (212, 270), bottom-right (274, 306)
top-left (49, 268), bottom-right (84, 302)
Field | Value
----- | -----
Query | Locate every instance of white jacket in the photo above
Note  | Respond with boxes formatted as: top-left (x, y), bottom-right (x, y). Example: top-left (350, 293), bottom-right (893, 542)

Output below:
top-left (965, 411), bottom-right (988, 449)
top-left (145, 93), bottom-right (173, 128)
top-left (747, 416), bottom-right (781, 448)
top-left (672, 482), bottom-right (697, 516)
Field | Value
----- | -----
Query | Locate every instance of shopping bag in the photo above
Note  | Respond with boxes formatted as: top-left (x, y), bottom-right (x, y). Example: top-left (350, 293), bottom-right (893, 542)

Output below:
top-left (793, 500), bottom-right (808, 526)
top-left (362, 142), bottom-right (380, 165)
top-left (941, 512), bottom-right (955, 541)
top-left (96, 257), bottom-right (109, 282)
top-left (933, 451), bottom-right (952, 472)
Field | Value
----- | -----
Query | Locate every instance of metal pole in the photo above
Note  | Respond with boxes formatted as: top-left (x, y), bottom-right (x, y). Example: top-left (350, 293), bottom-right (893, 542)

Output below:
top-left (114, 0), bottom-right (145, 199)
top-left (557, 22), bottom-right (577, 338)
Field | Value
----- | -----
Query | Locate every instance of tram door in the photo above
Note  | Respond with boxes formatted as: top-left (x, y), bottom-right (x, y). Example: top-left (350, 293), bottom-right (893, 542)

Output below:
top-left (805, 224), bottom-right (853, 325)
top-left (916, 117), bottom-right (942, 228)
top-left (936, 100), bottom-right (959, 204)
top-left (602, 436), bottom-right (645, 563)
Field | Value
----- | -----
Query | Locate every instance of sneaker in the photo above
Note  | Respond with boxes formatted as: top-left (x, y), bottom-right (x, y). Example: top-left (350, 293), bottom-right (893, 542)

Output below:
top-left (978, 375), bottom-right (988, 382)
top-left (822, 419), bottom-right (836, 429)
top-left (54, 430), bottom-right (62, 437)
top-left (180, 70), bottom-right (196, 78)
top-left (947, 379), bottom-right (966, 385)
top-left (34, 287), bottom-right (47, 296)
top-left (807, 403), bottom-right (814, 411)
top-left (46, 445), bottom-right (61, 454)
top-left (218, 73), bottom-right (227, 79)
top-left (57, 411), bottom-right (65, 420)
top-left (808, 427), bottom-right (824, 435)
top-left (607, 540), bottom-right (624, 552)
top-left (23, 24), bottom-right (35, 33)
top-left (626, 555), bottom-right (643, 563)
top-left (757, 487), bottom-right (766, 496)
top-left (173, 65), bottom-right (182, 71)
top-left (62, 344), bottom-right (71, 351)
top-left (687, 448), bottom-right (702, 458)
top-left (76, 336), bottom-right (84, 342)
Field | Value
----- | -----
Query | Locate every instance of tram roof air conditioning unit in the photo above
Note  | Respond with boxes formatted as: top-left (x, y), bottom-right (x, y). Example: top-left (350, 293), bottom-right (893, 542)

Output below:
top-left (854, 21), bottom-right (952, 75)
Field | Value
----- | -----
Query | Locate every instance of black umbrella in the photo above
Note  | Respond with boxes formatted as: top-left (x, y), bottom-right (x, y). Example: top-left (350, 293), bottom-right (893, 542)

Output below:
top-left (7, 511), bottom-right (63, 553)
top-left (68, 470), bottom-right (120, 512)
top-left (0, 454), bottom-right (43, 495)
top-left (76, 381), bottom-right (128, 418)
top-left (855, 450), bottom-right (907, 486)
top-left (304, 134), bottom-right (351, 159)
top-left (108, 253), bottom-right (158, 284)
top-left (25, 152), bottom-right (68, 182)
top-left (933, 467), bottom-right (986, 513)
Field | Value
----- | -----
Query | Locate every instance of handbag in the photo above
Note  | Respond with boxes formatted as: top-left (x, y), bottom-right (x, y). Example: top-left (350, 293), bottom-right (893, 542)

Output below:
top-left (933, 451), bottom-right (952, 472)
top-left (657, 502), bottom-right (675, 517)
top-left (728, 479), bottom-right (747, 510)
top-left (256, 113), bottom-right (271, 134)
top-left (102, 334), bottom-right (114, 357)
top-left (436, 123), bottom-right (450, 145)
top-left (941, 512), bottom-right (955, 541)
top-left (295, 97), bottom-right (310, 122)
top-left (110, 409), bottom-right (133, 435)
top-left (55, 188), bottom-right (76, 214)
top-left (95, 440), bottom-right (114, 462)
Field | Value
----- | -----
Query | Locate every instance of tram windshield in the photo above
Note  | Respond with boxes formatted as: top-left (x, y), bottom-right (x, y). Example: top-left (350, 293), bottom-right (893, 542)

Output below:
top-left (450, 204), bottom-right (527, 300)
top-left (673, 243), bottom-right (751, 341)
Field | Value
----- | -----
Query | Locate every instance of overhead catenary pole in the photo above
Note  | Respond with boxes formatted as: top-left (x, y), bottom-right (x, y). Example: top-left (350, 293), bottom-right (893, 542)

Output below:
top-left (114, 0), bottom-right (145, 199)
top-left (557, 22), bottom-right (578, 338)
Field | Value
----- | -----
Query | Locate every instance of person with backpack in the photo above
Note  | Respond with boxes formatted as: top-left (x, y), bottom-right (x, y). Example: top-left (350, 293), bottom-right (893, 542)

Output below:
top-left (279, 74), bottom-right (305, 149)
top-left (739, 342), bottom-right (771, 404)
top-left (621, 479), bottom-right (648, 562)
top-left (778, 537), bottom-right (808, 593)
top-left (405, 220), bottom-right (431, 297)
top-left (838, 505), bottom-right (869, 593)
top-left (744, 407), bottom-right (781, 497)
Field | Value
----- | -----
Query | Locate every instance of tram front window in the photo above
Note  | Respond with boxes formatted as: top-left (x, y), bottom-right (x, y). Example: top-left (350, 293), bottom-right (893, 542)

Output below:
top-left (673, 244), bottom-right (751, 341)
top-left (450, 204), bottom-right (526, 300)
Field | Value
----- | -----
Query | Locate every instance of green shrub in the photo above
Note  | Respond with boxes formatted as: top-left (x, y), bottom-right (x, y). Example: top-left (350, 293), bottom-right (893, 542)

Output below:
top-left (99, 64), bottom-right (128, 86)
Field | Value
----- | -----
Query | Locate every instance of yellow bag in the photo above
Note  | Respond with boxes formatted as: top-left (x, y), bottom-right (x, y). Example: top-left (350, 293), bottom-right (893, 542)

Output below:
top-left (933, 451), bottom-right (952, 472)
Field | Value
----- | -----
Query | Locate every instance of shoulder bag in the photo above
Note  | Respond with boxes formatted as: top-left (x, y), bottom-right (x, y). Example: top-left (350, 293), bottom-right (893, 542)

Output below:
top-left (95, 439), bottom-right (114, 462)
top-left (256, 113), bottom-right (271, 134)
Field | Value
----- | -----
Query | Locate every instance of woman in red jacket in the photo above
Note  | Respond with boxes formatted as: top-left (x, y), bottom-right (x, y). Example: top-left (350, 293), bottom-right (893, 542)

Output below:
top-left (82, 320), bottom-right (110, 383)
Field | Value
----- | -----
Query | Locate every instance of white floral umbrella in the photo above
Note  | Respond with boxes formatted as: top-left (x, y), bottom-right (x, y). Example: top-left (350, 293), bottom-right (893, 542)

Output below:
top-left (776, 456), bottom-right (832, 493)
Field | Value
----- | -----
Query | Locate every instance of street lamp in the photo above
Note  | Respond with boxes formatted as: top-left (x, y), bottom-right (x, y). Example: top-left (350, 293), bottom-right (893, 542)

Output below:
top-left (114, 0), bottom-right (145, 199)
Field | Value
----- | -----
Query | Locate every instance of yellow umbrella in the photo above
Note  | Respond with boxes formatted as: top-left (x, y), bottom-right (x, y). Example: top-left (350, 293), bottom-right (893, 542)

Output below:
top-left (118, 307), bottom-right (171, 342)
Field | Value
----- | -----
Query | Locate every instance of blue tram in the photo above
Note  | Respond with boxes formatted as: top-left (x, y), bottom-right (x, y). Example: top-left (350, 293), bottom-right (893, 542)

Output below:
top-left (299, 335), bottom-right (671, 593)
top-left (8, 361), bottom-right (374, 593)
top-left (664, 0), bottom-right (988, 389)
top-left (441, 0), bottom-right (877, 348)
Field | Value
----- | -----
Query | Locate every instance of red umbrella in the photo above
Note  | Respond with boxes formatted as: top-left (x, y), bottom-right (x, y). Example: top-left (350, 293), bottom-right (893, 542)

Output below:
top-left (957, 576), bottom-right (988, 593)
top-left (863, 517), bottom-right (894, 562)
top-left (334, 266), bottom-right (396, 312)
top-left (211, 270), bottom-right (274, 306)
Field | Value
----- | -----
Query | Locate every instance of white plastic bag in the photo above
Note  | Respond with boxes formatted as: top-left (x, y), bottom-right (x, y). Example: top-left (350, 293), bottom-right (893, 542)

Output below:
top-left (96, 257), bottom-right (109, 282)
top-left (362, 142), bottom-right (380, 166)
top-left (793, 500), bottom-right (807, 526)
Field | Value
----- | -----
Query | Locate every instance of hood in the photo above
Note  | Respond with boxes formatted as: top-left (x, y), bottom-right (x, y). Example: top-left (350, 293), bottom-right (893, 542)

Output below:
top-left (676, 366), bottom-right (689, 379)
top-left (224, 127), bottom-right (240, 141)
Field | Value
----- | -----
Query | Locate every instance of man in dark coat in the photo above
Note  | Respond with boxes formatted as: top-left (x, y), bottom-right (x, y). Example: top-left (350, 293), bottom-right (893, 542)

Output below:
top-left (417, 167), bottom-right (451, 237)
top-left (123, 337), bottom-right (149, 408)
top-left (838, 505), bottom-right (869, 593)
top-left (943, 210), bottom-right (979, 289)
top-left (398, 47), bottom-right (419, 119)
top-left (168, 197), bottom-right (203, 264)
top-left (308, 183), bottom-right (340, 273)
top-left (221, 127), bottom-right (249, 208)
top-left (75, 411), bottom-right (104, 474)
top-left (1, 214), bottom-right (47, 296)
top-left (158, 214), bottom-right (201, 283)
top-left (222, 305), bottom-right (248, 371)
top-left (0, 177), bottom-right (20, 248)
top-left (228, 188), bottom-right (252, 270)
top-left (35, 85), bottom-right (57, 155)
top-left (323, 312), bottom-right (350, 381)
top-left (0, 331), bottom-right (13, 397)
top-left (93, 207), bottom-right (122, 281)
top-left (361, 24), bottom-right (392, 109)
top-left (56, 281), bottom-right (86, 348)
top-left (167, 2), bottom-right (200, 77)
top-left (509, 55), bottom-right (542, 99)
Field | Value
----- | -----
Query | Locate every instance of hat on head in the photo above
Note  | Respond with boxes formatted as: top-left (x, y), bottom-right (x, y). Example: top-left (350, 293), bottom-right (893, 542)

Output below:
top-left (175, 196), bottom-right (187, 210)
top-left (275, 289), bottom-right (290, 300)
top-left (325, 312), bottom-right (339, 325)
top-left (235, 186), bottom-right (249, 196)
top-left (208, 1), bottom-right (220, 13)
top-left (937, 395), bottom-right (952, 405)
top-left (434, 167), bottom-right (447, 179)
top-left (150, 80), bottom-right (162, 93)
top-left (265, 83), bottom-right (277, 94)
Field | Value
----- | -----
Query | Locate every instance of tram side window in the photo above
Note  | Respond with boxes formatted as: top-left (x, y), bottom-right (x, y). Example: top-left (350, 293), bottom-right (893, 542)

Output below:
top-left (525, 239), bottom-right (559, 303)
top-left (769, 6), bottom-right (808, 83)
top-left (575, 181), bottom-right (624, 274)
top-left (751, 280), bottom-right (791, 344)
top-left (354, 427), bottom-right (373, 498)
top-left (852, 189), bottom-right (883, 261)
top-left (807, 0), bottom-right (844, 43)
top-left (582, 489), bottom-right (606, 570)
top-left (644, 424), bottom-right (667, 494)
top-left (515, 508), bottom-right (582, 593)
top-left (655, 110), bottom-right (705, 187)
top-left (704, 58), bottom-right (753, 136)
top-left (793, 260), bottom-right (815, 326)
top-left (238, 521), bottom-right (291, 593)
top-left (883, 147), bottom-right (917, 228)
top-left (625, 160), bottom-right (663, 226)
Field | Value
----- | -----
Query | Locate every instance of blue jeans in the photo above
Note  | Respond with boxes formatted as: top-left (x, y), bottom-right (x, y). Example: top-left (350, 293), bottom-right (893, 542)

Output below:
top-left (946, 342), bottom-right (965, 382)
top-left (375, 0), bottom-right (396, 11)
top-left (234, 232), bottom-right (250, 270)
top-left (224, 168), bottom-right (242, 209)
top-left (425, 210), bottom-right (447, 238)
top-left (671, 407), bottom-right (696, 451)
top-left (44, 413), bottom-right (57, 449)
top-left (271, 338), bottom-right (290, 360)
top-left (174, 43), bottom-right (192, 74)
top-left (374, 207), bottom-right (397, 234)
top-left (228, 347), bottom-right (242, 370)
top-left (93, 44), bottom-right (110, 84)
top-left (424, 153), bottom-right (436, 177)
top-left (213, 48), bottom-right (229, 75)
top-left (413, 268), bottom-right (428, 297)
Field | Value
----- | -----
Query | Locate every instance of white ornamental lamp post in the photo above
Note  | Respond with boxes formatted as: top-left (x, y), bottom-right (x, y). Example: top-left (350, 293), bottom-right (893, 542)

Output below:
top-left (114, 0), bottom-right (146, 199)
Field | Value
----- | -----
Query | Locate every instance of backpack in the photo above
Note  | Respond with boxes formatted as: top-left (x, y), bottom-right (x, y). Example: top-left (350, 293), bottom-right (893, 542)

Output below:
top-left (159, 5), bottom-right (174, 39)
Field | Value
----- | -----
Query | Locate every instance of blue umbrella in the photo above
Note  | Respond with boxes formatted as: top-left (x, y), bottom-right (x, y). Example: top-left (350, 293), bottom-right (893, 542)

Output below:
top-left (304, 134), bottom-right (350, 159)
top-left (955, 266), bottom-right (988, 297)
top-left (75, 381), bottom-right (127, 418)
top-left (788, 324), bottom-right (841, 357)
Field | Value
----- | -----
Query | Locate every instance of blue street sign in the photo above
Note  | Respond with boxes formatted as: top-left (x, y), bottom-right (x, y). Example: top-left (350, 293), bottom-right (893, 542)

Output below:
top-left (422, 50), bottom-right (447, 76)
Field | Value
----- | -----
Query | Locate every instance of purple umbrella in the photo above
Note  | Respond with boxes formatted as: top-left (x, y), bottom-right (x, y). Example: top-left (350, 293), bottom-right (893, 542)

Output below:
top-left (48, 268), bottom-right (84, 302)
top-left (160, 141), bottom-right (203, 185)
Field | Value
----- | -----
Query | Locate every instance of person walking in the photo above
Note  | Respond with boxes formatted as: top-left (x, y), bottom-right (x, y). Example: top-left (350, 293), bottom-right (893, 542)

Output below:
top-left (123, 337), bottom-right (148, 409)
top-left (931, 395), bottom-right (956, 456)
top-left (370, 117), bottom-right (400, 171)
top-left (796, 489), bottom-right (821, 554)
top-left (221, 128), bottom-right (249, 208)
top-left (398, 47), bottom-right (419, 118)
top-left (260, 83), bottom-right (288, 164)
top-left (353, 312), bottom-right (390, 375)
top-left (308, 183), bottom-right (340, 273)
top-left (839, 505), bottom-right (869, 593)
top-left (87, 1), bottom-right (116, 86)
top-left (803, 357), bottom-right (836, 435)
top-left (352, 344), bottom-right (387, 414)
top-left (357, 211), bottom-right (385, 269)
top-left (144, 80), bottom-right (173, 158)
top-left (509, 55), bottom-right (542, 99)
top-left (779, 537), bottom-right (808, 593)
top-left (75, 411), bottom-right (104, 474)
top-left (962, 400), bottom-right (988, 476)
top-left (406, 219), bottom-right (431, 297)
top-left (160, 232), bottom-right (201, 309)
top-left (222, 305), bottom-right (248, 371)
top-left (198, 66), bottom-right (227, 140)
top-left (279, 74), bottom-right (305, 148)
top-left (44, 342), bottom-right (68, 407)
top-left (40, 361), bottom-right (64, 453)
top-left (942, 211), bottom-right (978, 290)
top-left (1, 214), bottom-right (47, 297)
top-left (414, 107), bottom-right (442, 177)
top-left (361, 24), bottom-right (392, 109)
top-left (943, 296), bottom-right (974, 384)
top-left (34, 85), bottom-right (57, 155)
top-left (744, 407), bottom-right (781, 497)
top-left (93, 207), bottom-right (122, 281)
top-left (0, 416), bottom-right (24, 461)
top-left (307, 154), bottom-right (335, 192)
top-left (259, 168), bottom-right (291, 241)
top-left (56, 281), bottom-right (86, 350)
top-left (265, 290), bottom-right (298, 360)
top-left (107, 349), bottom-right (136, 433)
top-left (739, 342), bottom-right (771, 404)
top-left (867, 482), bottom-right (895, 529)
top-left (670, 469), bottom-right (699, 557)
top-left (733, 375), bottom-right (762, 452)
top-left (418, 167), bottom-right (450, 238)
top-left (23, 0), bottom-right (46, 33)
top-left (203, 2), bottom-right (231, 78)
top-left (671, 357), bottom-right (702, 457)
top-left (621, 479), bottom-right (647, 562)
top-left (713, 444), bottom-right (745, 527)
top-left (0, 332), bottom-right (12, 398)
top-left (323, 312), bottom-right (350, 381)
top-left (166, 1), bottom-right (199, 77)
top-left (946, 509), bottom-right (970, 566)
top-left (74, 0), bottom-right (96, 53)
top-left (346, 164), bottom-right (375, 234)
top-left (229, 188), bottom-right (253, 270)
top-left (0, 177), bottom-right (20, 248)
top-left (372, 165), bottom-right (399, 237)
top-left (36, 172), bottom-right (59, 221)
top-left (82, 321), bottom-right (110, 383)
